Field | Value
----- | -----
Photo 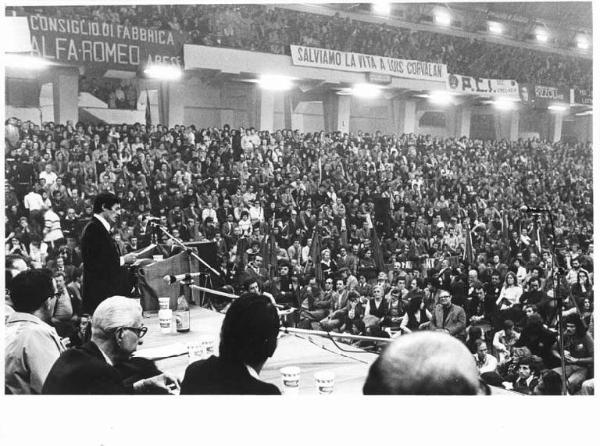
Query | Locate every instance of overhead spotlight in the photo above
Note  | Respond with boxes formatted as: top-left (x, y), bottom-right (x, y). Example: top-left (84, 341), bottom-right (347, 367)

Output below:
top-left (434, 10), bottom-right (452, 27)
top-left (575, 110), bottom-right (592, 116)
top-left (535, 29), bottom-right (549, 43)
top-left (548, 104), bottom-right (568, 112)
top-left (257, 74), bottom-right (294, 91)
top-left (5, 54), bottom-right (52, 70)
top-left (351, 83), bottom-right (381, 98)
top-left (576, 35), bottom-right (590, 50)
top-left (428, 90), bottom-right (454, 105)
top-left (493, 98), bottom-right (515, 111)
top-left (372, 2), bottom-right (391, 16)
top-left (144, 64), bottom-right (183, 80)
top-left (488, 21), bottom-right (504, 35)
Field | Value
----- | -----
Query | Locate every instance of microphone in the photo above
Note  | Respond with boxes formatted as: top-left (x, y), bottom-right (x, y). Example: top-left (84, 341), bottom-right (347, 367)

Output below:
top-left (519, 205), bottom-right (550, 213)
top-left (163, 272), bottom-right (205, 284)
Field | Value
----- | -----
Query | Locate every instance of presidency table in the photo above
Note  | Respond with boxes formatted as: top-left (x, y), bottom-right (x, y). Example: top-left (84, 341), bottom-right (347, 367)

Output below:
top-left (134, 306), bottom-right (378, 395)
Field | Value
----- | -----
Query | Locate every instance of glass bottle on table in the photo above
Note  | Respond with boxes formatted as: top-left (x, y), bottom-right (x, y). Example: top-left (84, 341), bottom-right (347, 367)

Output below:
top-left (175, 285), bottom-right (190, 333)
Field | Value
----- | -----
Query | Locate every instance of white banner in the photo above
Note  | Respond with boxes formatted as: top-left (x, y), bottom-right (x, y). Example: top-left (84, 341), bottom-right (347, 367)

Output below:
top-left (446, 73), bottom-right (519, 98)
top-left (290, 45), bottom-right (447, 82)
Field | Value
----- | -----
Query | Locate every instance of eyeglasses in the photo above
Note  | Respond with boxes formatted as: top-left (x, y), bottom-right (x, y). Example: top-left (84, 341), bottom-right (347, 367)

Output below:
top-left (118, 326), bottom-right (148, 338)
top-left (439, 294), bottom-right (451, 299)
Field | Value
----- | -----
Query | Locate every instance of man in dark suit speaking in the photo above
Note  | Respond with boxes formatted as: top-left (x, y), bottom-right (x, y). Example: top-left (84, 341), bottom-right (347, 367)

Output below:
top-left (181, 293), bottom-right (281, 395)
top-left (81, 193), bottom-right (137, 315)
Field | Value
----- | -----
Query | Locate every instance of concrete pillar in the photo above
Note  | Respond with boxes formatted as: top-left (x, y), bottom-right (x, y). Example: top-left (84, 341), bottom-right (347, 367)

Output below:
top-left (247, 87), bottom-right (276, 131)
top-left (495, 109), bottom-right (519, 141)
top-left (52, 69), bottom-right (78, 124)
top-left (550, 112), bottom-right (563, 142)
top-left (454, 104), bottom-right (471, 138)
top-left (158, 81), bottom-right (185, 127)
top-left (445, 106), bottom-right (457, 137)
top-left (390, 99), bottom-right (417, 135)
top-left (508, 110), bottom-right (519, 141)
top-left (323, 92), bottom-right (351, 133)
top-left (259, 89), bottom-right (275, 132)
top-left (283, 94), bottom-right (294, 130)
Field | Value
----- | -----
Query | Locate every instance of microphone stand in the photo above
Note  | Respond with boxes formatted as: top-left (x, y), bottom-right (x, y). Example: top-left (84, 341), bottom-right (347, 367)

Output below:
top-left (533, 211), bottom-right (567, 395)
top-left (150, 222), bottom-right (220, 276)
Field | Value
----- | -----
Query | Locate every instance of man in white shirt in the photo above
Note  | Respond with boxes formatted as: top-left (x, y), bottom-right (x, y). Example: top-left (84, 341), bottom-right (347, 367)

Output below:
top-left (201, 201), bottom-right (218, 224)
top-left (5, 269), bottom-right (65, 394)
top-left (39, 164), bottom-right (58, 188)
top-left (24, 186), bottom-right (44, 212)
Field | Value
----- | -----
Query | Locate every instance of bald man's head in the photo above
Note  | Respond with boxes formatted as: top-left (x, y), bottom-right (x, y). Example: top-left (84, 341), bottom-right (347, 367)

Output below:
top-left (363, 332), bottom-right (484, 395)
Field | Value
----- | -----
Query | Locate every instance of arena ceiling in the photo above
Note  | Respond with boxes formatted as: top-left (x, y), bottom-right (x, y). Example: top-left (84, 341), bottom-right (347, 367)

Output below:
top-left (337, 2), bottom-right (592, 32)
top-left (450, 2), bottom-right (592, 30)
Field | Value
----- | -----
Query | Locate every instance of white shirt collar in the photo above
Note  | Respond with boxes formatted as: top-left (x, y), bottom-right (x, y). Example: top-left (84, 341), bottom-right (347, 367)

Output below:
top-left (94, 213), bottom-right (111, 233)
top-left (245, 364), bottom-right (259, 380)
top-left (96, 344), bottom-right (113, 366)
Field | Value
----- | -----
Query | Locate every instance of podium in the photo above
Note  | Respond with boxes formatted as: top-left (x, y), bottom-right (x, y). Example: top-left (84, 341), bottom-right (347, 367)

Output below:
top-left (134, 245), bottom-right (202, 312)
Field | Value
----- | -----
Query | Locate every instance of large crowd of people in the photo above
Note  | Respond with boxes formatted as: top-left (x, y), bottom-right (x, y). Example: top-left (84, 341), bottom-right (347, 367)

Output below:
top-left (9, 4), bottom-right (593, 90)
top-left (4, 114), bottom-right (594, 394)
top-left (79, 77), bottom-right (139, 110)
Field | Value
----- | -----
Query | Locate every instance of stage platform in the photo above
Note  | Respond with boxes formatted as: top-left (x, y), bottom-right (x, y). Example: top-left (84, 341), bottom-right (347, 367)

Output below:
top-left (135, 306), bottom-right (378, 395)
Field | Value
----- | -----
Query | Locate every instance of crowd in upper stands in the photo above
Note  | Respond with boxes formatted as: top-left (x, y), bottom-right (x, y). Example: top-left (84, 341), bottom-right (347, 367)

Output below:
top-left (79, 77), bottom-right (139, 110)
top-left (8, 4), bottom-right (593, 90)
top-left (4, 113), bottom-right (594, 394)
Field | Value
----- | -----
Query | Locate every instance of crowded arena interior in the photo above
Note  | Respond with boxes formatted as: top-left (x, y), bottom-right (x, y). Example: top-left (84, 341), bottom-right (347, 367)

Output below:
top-left (4, 2), bottom-right (594, 396)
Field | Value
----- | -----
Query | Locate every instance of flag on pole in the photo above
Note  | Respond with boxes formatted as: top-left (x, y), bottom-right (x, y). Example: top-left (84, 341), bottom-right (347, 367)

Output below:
top-left (533, 219), bottom-right (542, 256)
top-left (318, 157), bottom-right (322, 184)
top-left (145, 90), bottom-right (152, 128)
top-left (309, 227), bottom-right (323, 284)
top-left (371, 227), bottom-right (385, 272)
top-left (502, 210), bottom-right (509, 241)
top-left (464, 223), bottom-right (474, 266)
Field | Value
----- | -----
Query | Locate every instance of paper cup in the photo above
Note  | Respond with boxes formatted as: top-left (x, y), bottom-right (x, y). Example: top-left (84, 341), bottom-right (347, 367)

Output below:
top-left (314, 371), bottom-right (335, 394)
top-left (158, 309), bottom-right (173, 334)
top-left (158, 297), bottom-right (170, 310)
top-left (187, 336), bottom-right (216, 364)
top-left (280, 366), bottom-right (301, 395)
top-left (153, 255), bottom-right (164, 262)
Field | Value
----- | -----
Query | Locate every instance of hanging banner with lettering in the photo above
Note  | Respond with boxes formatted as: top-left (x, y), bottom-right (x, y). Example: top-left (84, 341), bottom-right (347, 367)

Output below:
top-left (290, 45), bottom-right (447, 82)
top-left (571, 88), bottom-right (593, 106)
top-left (532, 85), bottom-right (569, 102)
top-left (26, 14), bottom-right (185, 71)
top-left (446, 74), bottom-right (519, 98)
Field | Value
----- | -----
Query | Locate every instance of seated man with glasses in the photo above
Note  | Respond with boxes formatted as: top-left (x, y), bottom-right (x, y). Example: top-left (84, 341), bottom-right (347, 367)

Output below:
top-left (428, 290), bottom-right (467, 341)
top-left (5, 269), bottom-right (66, 394)
top-left (43, 296), bottom-right (179, 394)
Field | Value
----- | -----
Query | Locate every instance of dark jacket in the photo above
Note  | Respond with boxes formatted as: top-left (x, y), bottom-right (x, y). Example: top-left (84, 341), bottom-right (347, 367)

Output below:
top-left (430, 303), bottom-right (467, 338)
top-left (81, 217), bottom-right (126, 314)
top-left (42, 341), bottom-right (162, 394)
top-left (180, 355), bottom-right (281, 395)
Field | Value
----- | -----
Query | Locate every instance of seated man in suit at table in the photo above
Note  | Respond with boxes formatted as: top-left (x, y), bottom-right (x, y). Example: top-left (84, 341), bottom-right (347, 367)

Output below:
top-left (181, 292), bottom-right (281, 395)
top-left (43, 296), bottom-right (179, 394)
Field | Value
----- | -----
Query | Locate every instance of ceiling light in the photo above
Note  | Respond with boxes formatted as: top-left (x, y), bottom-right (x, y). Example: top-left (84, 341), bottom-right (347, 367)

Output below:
top-left (488, 22), bottom-right (504, 35)
top-left (492, 98), bottom-right (515, 111)
top-left (434, 10), bottom-right (452, 27)
top-left (144, 64), bottom-right (183, 80)
top-left (535, 29), bottom-right (549, 43)
top-left (257, 74), bottom-right (294, 91)
top-left (5, 54), bottom-right (52, 70)
top-left (576, 35), bottom-right (590, 50)
top-left (548, 104), bottom-right (568, 112)
top-left (351, 83), bottom-right (381, 98)
top-left (575, 110), bottom-right (592, 116)
top-left (372, 2), bottom-right (391, 16)
top-left (428, 90), bottom-right (454, 105)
